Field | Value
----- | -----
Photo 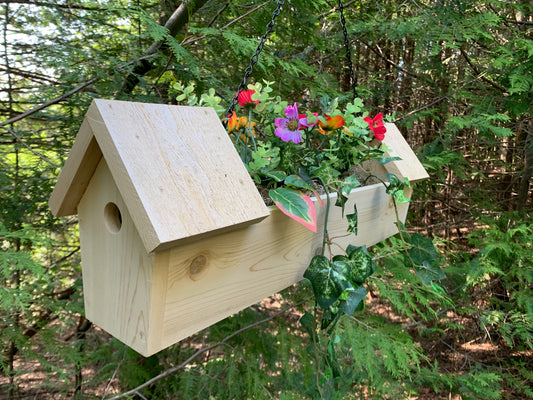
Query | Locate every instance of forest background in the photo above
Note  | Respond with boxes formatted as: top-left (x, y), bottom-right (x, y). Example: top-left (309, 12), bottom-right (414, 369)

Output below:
top-left (0, 0), bottom-right (532, 399)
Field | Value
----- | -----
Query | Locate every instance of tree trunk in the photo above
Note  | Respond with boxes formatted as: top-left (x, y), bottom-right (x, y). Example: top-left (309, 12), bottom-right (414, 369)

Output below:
top-left (516, 119), bottom-right (533, 210)
top-left (119, 0), bottom-right (209, 95)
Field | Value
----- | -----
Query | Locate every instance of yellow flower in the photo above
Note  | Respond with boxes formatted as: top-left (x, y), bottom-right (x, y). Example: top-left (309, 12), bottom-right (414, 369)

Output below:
top-left (226, 112), bottom-right (256, 139)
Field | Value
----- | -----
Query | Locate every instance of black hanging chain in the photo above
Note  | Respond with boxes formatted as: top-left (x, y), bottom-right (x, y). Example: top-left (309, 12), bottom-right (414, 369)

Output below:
top-left (226, 0), bottom-right (285, 117)
top-left (337, 0), bottom-right (358, 100)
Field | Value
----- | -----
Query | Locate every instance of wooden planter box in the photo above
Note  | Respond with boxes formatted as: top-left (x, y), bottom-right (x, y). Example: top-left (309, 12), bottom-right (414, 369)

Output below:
top-left (49, 99), bottom-right (428, 356)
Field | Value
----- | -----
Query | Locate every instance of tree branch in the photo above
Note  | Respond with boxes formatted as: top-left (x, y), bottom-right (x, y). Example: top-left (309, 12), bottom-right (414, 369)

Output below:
top-left (1, 125), bottom-right (59, 166)
top-left (118, 0), bottom-right (209, 95)
top-left (106, 302), bottom-right (304, 400)
top-left (0, 0), bottom-right (104, 11)
top-left (0, 78), bottom-right (97, 128)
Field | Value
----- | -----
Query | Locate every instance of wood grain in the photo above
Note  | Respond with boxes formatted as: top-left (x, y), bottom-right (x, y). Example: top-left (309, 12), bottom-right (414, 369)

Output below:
top-left (382, 123), bottom-right (429, 182)
top-left (48, 118), bottom-right (102, 217)
top-left (86, 99), bottom-right (270, 253)
top-left (78, 160), bottom-right (410, 356)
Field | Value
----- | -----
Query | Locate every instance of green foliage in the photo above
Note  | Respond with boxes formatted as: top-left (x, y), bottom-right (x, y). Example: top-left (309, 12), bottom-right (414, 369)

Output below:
top-left (1, 0), bottom-right (532, 397)
top-left (463, 212), bottom-right (533, 349)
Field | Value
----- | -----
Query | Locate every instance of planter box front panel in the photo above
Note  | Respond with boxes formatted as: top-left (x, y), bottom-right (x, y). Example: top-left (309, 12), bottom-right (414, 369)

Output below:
top-left (157, 182), bottom-right (410, 353)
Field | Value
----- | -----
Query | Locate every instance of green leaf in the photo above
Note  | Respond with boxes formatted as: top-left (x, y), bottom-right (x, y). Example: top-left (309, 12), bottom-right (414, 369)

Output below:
top-left (407, 233), bottom-right (439, 265)
top-left (340, 285), bottom-right (368, 316)
top-left (378, 156), bottom-right (401, 164)
top-left (321, 308), bottom-right (340, 331)
top-left (269, 187), bottom-right (317, 232)
top-left (335, 191), bottom-right (348, 212)
top-left (341, 174), bottom-right (361, 195)
top-left (309, 162), bottom-right (341, 185)
top-left (299, 312), bottom-right (315, 338)
top-left (416, 261), bottom-right (446, 285)
top-left (346, 204), bottom-right (358, 235)
top-left (345, 246), bottom-right (377, 284)
top-left (304, 255), bottom-right (350, 309)
top-left (263, 170), bottom-right (287, 182)
top-left (284, 175), bottom-right (324, 207)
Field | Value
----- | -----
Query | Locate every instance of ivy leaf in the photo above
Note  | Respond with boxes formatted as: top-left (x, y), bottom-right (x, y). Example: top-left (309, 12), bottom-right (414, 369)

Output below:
top-left (340, 285), bottom-right (367, 316)
top-left (299, 312), bottom-right (315, 338)
top-left (269, 187), bottom-right (317, 232)
top-left (304, 255), bottom-right (350, 309)
top-left (321, 308), bottom-right (340, 331)
top-left (341, 174), bottom-right (361, 196)
top-left (407, 233), bottom-right (438, 265)
top-left (385, 172), bottom-right (406, 195)
top-left (335, 191), bottom-right (348, 214)
top-left (346, 204), bottom-right (358, 235)
top-left (309, 162), bottom-right (341, 185)
top-left (416, 261), bottom-right (446, 285)
top-left (345, 246), bottom-right (377, 284)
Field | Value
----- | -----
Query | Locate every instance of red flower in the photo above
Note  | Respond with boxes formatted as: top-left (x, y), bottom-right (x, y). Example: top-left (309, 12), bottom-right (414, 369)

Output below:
top-left (237, 89), bottom-right (259, 109)
top-left (364, 113), bottom-right (387, 141)
top-left (299, 112), bottom-right (318, 128)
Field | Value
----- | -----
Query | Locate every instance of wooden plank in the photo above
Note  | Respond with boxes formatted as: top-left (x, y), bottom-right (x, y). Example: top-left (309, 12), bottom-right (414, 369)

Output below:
top-left (86, 99), bottom-right (270, 253)
top-left (48, 118), bottom-right (102, 217)
top-left (78, 159), bottom-right (156, 356)
top-left (382, 123), bottom-right (429, 182)
top-left (155, 182), bottom-right (410, 353)
top-left (77, 178), bottom-right (409, 356)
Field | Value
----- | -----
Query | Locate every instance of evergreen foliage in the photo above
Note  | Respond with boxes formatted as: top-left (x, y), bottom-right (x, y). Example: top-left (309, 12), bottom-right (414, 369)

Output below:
top-left (0, 0), bottom-right (531, 398)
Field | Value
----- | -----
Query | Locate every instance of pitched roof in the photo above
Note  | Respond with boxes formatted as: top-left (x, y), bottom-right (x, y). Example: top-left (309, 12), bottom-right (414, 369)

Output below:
top-left (49, 99), bottom-right (270, 253)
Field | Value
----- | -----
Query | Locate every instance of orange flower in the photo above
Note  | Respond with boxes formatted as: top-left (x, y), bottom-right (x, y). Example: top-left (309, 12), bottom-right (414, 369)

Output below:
top-left (227, 111), bottom-right (238, 133)
top-left (317, 115), bottom-right (345, 135)
top-left (227, 112), bottom-right (255, 134)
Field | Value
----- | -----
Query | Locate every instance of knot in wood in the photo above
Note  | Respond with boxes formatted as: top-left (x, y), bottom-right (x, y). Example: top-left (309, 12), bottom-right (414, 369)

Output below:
top-left (189, 254), bottom-right (208, 276)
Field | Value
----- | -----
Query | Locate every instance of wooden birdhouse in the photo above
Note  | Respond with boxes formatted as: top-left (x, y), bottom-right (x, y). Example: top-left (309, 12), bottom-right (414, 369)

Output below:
top-left (49, 99), bottom-right (428, 356)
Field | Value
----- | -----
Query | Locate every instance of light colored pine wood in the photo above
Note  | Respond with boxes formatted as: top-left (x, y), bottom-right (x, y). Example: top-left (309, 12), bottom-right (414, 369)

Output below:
top-left (381, 123), bottom-right (429, 182)
top-left (158, 183), bottom-right (409, 351)
top-left (86, 99), bottom-right (270, 253)
top-left (78, 158), bottom-right (154, 355)
top-left (77, 163), bottom-right (410, 355)
top-left (48, 118), bottom-right (102, 217)
top-left (50, 98), bottom-right (429, 356)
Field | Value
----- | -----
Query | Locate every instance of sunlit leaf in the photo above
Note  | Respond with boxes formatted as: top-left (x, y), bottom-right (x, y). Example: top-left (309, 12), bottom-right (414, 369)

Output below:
top-left (269, 187), bottom-right (317, 232)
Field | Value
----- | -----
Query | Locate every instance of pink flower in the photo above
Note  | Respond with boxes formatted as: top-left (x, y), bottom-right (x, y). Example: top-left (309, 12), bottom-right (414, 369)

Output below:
top-left (275, 103), bottom-right (307, 144)
top-left (363, 113), bottom-right (387, 141)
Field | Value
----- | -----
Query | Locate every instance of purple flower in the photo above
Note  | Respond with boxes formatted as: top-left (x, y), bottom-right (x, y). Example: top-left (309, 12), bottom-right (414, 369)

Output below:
top-left (274, 103), bottom-right (307, 144)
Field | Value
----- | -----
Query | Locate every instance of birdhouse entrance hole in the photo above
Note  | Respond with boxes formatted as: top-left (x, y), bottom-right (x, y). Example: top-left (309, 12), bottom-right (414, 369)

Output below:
top-left (104, 202), bottom-right (122, 233)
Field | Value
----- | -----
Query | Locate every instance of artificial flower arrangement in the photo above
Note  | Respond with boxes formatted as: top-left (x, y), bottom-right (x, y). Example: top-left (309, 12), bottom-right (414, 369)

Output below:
top-left (220, 82), bottom-right (395, 233)
top-left (173, 80), bottom-right (418, 329)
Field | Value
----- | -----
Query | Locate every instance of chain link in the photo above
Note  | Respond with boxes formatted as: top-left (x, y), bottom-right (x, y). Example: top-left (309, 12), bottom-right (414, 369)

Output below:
top-left (338, 0), bottom-right (357, 100)
top-left (226, 0), bottom-right (285, 117)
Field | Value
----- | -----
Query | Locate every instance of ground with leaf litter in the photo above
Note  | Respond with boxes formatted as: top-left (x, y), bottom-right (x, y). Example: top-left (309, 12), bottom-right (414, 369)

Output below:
top-left (1, 290), bottom-right (530, 400)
